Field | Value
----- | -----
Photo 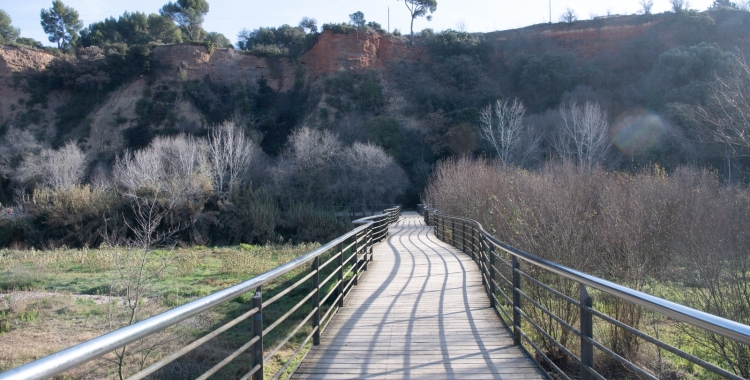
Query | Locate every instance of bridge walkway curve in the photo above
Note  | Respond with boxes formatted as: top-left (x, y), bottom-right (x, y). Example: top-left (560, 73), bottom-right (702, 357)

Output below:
top-left (292, 212), bottom-right (546, 380)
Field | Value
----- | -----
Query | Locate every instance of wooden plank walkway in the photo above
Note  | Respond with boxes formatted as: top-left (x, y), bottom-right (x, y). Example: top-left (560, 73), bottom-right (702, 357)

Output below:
top-left (292, 212), bottom-right (545, 380)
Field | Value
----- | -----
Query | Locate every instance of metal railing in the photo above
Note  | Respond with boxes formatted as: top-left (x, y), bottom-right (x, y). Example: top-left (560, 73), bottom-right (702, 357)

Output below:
top-left (0, 206), bottom-right (401, 380)
top-left (419, 205), bottom-right (750, 380)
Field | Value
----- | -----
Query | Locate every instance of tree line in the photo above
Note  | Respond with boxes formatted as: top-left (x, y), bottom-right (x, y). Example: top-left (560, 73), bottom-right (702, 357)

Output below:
top-left (0, 122), bottom-right (407, 248)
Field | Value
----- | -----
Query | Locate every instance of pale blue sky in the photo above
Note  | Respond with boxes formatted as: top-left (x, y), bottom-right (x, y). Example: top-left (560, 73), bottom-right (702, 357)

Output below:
top-left (3, 0), bottom-right (715, 46)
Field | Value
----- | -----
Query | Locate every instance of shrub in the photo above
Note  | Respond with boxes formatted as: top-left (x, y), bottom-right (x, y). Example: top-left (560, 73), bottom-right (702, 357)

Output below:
top-left (426, 30), bottom-right (493, 62)
top-left (237, 25), bottom-right (316, 56)
top-left (214, 187), bottom-right (279, 244)
top-left (24, 185), bottom-right (119, 247)
top-left (322, 23), bottom-right (353, 34)
top-left (422, 158), bottom-right (750, 376)
top-left (324, 70), bottom-right (385, 114)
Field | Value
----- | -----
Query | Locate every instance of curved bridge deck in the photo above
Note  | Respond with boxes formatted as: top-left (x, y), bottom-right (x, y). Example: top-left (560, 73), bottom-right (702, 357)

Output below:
top-left (292, 212), bottom-right (545, 379)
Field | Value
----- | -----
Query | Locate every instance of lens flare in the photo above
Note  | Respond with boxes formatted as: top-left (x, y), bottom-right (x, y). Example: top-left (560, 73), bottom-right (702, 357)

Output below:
top-left (612, 109), bottom-right (667, 158)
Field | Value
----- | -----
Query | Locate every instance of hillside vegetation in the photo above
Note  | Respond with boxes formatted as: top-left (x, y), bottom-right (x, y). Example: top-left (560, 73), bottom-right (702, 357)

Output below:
top-left (2, 7), bottom-right (750, 247)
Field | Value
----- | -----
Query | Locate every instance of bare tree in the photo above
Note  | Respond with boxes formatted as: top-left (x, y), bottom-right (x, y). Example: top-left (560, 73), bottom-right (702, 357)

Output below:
top-left (0, 127), bottom-right (41, 181)
top-left (479, 98), bottom-right (526, 168)
top-left (335, 142), bottom-right (409, 208)
top-left (560, 8), bottom-right (578, 23)
top-left (104, 187), bottom-right (179, 379)
top-left (639, 0), bottom-right (655, 14)
top-left (556, 101), bottom-right (612, 169)
top-left (273, 126), bottom-right (342, 203)
top-left (115, 135), bottom-right (212, 209)
top-left (273, 127), bottom-right (408, 207)
top-left (670, 0), bottom-right (691, 12)
top-left (14, 141), bottom-right (86, 190)
top-left (689, 53), bottom-right (750, 152)
top-left (48, 142), bottom-right (86, 190)
top-left (208, 121), bottom-right (258, 196)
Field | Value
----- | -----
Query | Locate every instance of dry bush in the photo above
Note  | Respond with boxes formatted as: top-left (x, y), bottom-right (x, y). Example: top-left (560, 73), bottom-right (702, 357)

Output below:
top-left (273, 126), bottom-right (408, 208)
top-left (0, 127), bottom-right (42, 182)
top-left (115, 135), bottom-right (213, 209)
top-left (115, 135), bottom-right (214, 243)
top-left (335, 142), bottom-right (408, 208)
top-left (423, 158), bottom-right (750, 377)
top-left (14, 142), bottom-right (86, 191)
top-left (23, 185), bottom-right (119, 248)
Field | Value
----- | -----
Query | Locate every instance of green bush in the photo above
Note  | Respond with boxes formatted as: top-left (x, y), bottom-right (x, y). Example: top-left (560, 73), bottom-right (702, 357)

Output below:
top-left (325, 70), bottom-right (385, 114)
top-left (214, 187), bottom-right (280, 245)
top-left (426, 30), bottom-right (493, 62)
top-left (237, 25), bottom-right (317, 56)
top-left (322, 23), bottom-right (354, 34)
top-left (510, 52), bottom-right (577, 112)
top-left (364, 117), bottom-right (402, 158)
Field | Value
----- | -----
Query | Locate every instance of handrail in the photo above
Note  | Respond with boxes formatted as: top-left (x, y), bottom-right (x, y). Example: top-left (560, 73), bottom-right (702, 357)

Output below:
top-left (0, 206), bottom-right (401, 380)
top-left (419, 205), bottom-right (750, 380)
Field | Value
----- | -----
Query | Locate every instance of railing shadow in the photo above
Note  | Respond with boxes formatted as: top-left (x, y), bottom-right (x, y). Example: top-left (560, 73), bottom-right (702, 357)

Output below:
top-left (420, 206), bottom-right (750, 380)
top-left (0, 207), bottom-right (402, 380)
top-left (297, 213), bottom-right (526, 379)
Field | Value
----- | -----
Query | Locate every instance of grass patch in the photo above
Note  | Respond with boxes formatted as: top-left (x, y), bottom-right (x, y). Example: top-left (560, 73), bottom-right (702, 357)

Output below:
top-left (0, 242), bottom-right (325, 379)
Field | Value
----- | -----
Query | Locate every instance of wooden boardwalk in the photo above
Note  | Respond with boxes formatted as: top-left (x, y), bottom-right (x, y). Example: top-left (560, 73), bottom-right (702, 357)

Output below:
top-left (292, 212), bottom-right (545, 380)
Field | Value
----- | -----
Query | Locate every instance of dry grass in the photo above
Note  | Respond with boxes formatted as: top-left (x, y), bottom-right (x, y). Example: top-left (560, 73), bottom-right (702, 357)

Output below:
top-left (0, 242), bottom-right (320, 378)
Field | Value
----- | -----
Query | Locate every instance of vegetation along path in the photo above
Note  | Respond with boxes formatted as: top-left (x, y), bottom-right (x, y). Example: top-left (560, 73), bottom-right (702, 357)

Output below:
top-left (292, 212), bottom-right (544, 379)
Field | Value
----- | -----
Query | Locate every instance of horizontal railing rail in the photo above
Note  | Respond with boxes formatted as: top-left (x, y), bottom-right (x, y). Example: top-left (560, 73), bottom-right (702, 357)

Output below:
top-left (0, 206), bottom-right (401, 380)
top-left (419, 205), bottom-right (750, 380)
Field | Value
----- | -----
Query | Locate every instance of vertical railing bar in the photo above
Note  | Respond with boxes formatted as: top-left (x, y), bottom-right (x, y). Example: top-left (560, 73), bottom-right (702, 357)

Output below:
top-left (452, 218), bottom-right (455, 246)
top-left (312, 257), bottom-right (320, 346)
top-left (512, 256), bottom-right (521, 346)
top-left (338, 241), bottom-right (345, 308)
top-left (462, 220), bottom-right (466, 252)
top-left (252, 287), bottom-right (263, 380)
top-left (489, 240), bottom-right (497, 310)
top-left (580, 284), bottom-right (594, 380)
top-left (472, 223), bottom-right (477, 261)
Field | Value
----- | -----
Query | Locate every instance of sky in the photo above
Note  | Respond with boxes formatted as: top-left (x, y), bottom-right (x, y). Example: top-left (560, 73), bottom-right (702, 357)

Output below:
top-left (3, 0), bottom-right (716, 46)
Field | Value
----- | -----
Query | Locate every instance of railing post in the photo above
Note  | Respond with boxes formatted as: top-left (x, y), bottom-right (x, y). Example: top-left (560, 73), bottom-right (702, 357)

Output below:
top-left (252, 287), bottom-right (263, 380)
top-left (368, 223), bottom-right (374, 262)
top-left (489, 241), bottom-right (496, 310)
top-left (580, 284), bottom-right (594, 380)
top-left (463, 221), bottom-right (467, 253)
top-left (440, 215), bottom-right (444, 240)
top-left (471, 224), bottom-right (477, 261)
top-left (353, 236), bottom-right (361, 287)
top-left (451, 219), bottom-right (455, 246)
top-left (480, 233), bottom-right (486, 289)
top-left (312, 257), bottom-right (320, 346)
top-left (512, 256), bottom-right (522, 346)
top-left (338, 241), bottom-right (345, 307)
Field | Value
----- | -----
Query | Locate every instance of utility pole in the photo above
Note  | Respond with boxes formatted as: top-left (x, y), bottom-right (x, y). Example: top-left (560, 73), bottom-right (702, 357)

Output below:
top-left (388, 7), bottom-right (390, 33)
top-left (549, 0), bottom-right (552, 23)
